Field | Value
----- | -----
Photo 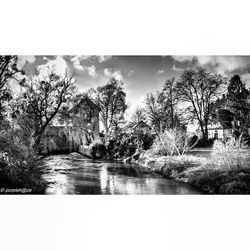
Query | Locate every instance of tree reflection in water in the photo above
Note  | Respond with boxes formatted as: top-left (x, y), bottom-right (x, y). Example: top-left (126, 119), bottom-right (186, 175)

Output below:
top-left (42, 154), bottom-right (200, 195)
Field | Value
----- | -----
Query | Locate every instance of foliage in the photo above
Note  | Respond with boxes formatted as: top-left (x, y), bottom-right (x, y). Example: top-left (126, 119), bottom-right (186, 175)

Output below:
top-left (88, 78), bottom-right (127, 141)
top-left (0, 130), bottom-right (47, 193)
top-left (89, 141), bottom-right (107, 159)
top-left (145, 93), bottom-right (161, 132)
top-left (12, 70), bottom-right (77, 151)
top-left (0, 128), bottom-right (34, 160)
top-left (0, 152), bottom-right (46, 193)
top-left (128, 107), bottom-right (147, 128)
top-left (227, 75), bottom-right (250, 133)
top-left (211, 135), bottom-right (247, 170)
top-left (145, 78), bottom-right (182, 133)
top-left (151, 128), bottom-right (197, 156)
top-left (0, 56), bottom-right (24, 121)
top-left (160, 77), bottom-right (179, 128)
top-left (107, 131), bottom-right (155, 159)
top-left (219, 181), bottom-right (249, 194)
top-left (176, 67), bottom-right (225, 141)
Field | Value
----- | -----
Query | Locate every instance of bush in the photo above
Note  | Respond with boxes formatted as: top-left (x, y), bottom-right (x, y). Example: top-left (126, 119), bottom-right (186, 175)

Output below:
top-left (107, 131), bottom-right (155, 159)
top-left (211, 135), bottom-right (247, 170)
top-left (0, 152), bottom-right (47, 193)
top-left (89, 141), bottom-right (107, 159)
top-left (151, 128), bottom-right (197, 156)
top-left (0, 129), bottom-right (35, 160)
top-left (107, 133), bottom-right (136, 159)
top-left (219, 181), bottom-right (249, 194)
top-left (0, 129), bottom-right (47, 194)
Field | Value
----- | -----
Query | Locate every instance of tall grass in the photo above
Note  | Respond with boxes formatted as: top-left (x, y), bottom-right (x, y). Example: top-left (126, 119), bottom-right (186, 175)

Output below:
top-left (211, 135), bottom-right (247, 170)
top-left (0, 129), bottom-right (47, 193)
top-left (151, 128), bottom-right (197, 156)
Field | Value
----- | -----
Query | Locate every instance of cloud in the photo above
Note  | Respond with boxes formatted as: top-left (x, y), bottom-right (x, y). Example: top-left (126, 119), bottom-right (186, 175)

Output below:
top-left (43, 56), bottom-right (50, 62)
top-left (241, 73), bottom-right (250, 88)
top-left (22, 56), bottom-right (36, 64)
top-left (172, 64), bottom-right (183, 72)
top-left (172, 56), bottom-right (249, 74)
top-left (86, 65), bottom-right (98, 78)
top-left (18, 56), bottom-right (36, 67)
top-left (37, 55), bottom-right (68, 77)
top-left (96, 56), bottom-right (112, 63)
top-left (197, 56), bottom-right (247, 73)
top-left (128, 70), bottom-right (135, 77)
top-left (155, 69), bottom-right (164, 75)
top-left (70, 55), bottom-right (112, 78)
top-left (71, 56), bottom-right (84, 70)
top-left (71, 55), bottom-right (111, 67)
top-left (104, 68), bottom-right (123, 81)
top-left (70, 56), bottom-right (98, 77)
top-left (172, 56), bottom-right (194, 62)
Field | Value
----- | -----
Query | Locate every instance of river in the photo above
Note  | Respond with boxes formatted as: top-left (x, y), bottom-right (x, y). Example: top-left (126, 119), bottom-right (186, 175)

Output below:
top-left (42, 153), bottom-right (200, 194)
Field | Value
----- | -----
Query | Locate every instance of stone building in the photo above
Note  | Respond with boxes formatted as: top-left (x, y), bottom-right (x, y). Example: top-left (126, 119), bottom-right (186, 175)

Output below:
top-left (132, 121), bottom-right (152, 134)
top-left (41, 97), bottom-right (101, 155)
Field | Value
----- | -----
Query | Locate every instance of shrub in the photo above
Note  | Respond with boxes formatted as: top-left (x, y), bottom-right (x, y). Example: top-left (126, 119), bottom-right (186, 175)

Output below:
top-left (107, 131), bottom-right (155, 159)
top-left (134, 130), bottom-right (155, 150)
top-left (89, 141), bottom-right (107, 159)
top-left (211, 135), bottom-right (247, 170)
top-left (219, 181), bottom-right (249, 194)
top-left (151, 128), bottom-right (197, 156)
top-left (107, 133), bottom-right (136, 159)
top-left (0, 128), bottom-right (35, 160)
top-left (0, 129), bottom-right (47, 193)
top-left (0, 152), bottom-right (47, 193)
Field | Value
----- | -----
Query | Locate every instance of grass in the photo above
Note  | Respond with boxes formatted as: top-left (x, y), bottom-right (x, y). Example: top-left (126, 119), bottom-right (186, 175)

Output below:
top-left (134, 139), bottom-right (250, 194)
top-left (0, 152), bottom-right (48, 194)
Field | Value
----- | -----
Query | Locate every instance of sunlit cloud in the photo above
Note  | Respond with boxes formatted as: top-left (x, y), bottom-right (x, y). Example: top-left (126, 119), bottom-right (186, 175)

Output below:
top-left (86, 65), bottom-right (98, 78)
top-left (71, 56), bottom-right (98, 77)
top-left (128, 70), bottom-right (135, 77)
top-left (172, 56), bottom-right (249, 74)
top-left (241, 73), bottom-right (250, 88)
top-left (104, 68), bottom-right (123, 81)
top-left (37, 55), bottom-right (68, 77)
top-left (155, 69), bottom-right (164, 75)
top-left (172, 56), bottom-right (193, 62)
top-left (18, 56), bottom-right (36, 67)
top-left (96, 55), bottom-right (112, 63)
top-left (71, 56), bottom-right (84, 70)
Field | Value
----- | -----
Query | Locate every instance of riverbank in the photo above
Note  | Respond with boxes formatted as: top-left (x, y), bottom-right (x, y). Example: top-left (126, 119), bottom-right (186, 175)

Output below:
top-left (0, 152), bottom-right (48, 194)
top-left (40, 153), bottom-right (200, 194)
top-left (130, 150), bottom-right (250, 194)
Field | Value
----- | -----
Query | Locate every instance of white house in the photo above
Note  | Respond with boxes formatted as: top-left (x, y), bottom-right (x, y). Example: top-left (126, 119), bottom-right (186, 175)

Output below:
top-left (207, 122), bottom-right (233, 139)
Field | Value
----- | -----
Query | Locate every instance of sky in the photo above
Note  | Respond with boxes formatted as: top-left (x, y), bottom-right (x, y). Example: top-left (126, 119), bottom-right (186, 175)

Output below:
top-left (18, 55), bottom-right (250, 118)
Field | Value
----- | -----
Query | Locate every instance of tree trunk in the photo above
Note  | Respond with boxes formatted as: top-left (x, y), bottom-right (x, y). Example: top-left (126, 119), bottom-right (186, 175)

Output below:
top-left (198, 120), bottom-right (206, 142)
top-left (33, 132), bottom-right (43, 154)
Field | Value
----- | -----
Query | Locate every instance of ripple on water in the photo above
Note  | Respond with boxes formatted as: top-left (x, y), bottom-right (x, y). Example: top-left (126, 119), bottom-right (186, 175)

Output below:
top-left (42, 154), bottom-right (201, 195)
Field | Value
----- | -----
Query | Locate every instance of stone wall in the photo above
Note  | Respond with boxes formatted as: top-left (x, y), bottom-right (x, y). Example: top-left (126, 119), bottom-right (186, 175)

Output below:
top-left (40, 97), bottom-right (101, 156)
top-left (41, 126), bottom-right (99, 155)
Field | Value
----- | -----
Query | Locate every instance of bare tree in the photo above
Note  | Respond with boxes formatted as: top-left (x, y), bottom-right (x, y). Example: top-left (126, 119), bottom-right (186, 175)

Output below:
top-left (128, 107), bottom-right (147, 127)
top-left (161, 77), bottom-right (179, 128)
top-left (0, 56), bottom-right (24, 121)
top-left (13, 70), bottom-right (76, 151)
top-left (145, 93), bottom-right (164, 133)
top-left (89, 78), bottom-right (127, 141)
top-left (176, 67), bottom-right (225, 141)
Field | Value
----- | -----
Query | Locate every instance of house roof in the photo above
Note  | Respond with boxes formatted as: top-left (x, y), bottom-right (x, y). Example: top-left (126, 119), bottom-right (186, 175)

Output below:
top-left (69, 97), bottom-right (101, 114)
top-left (133, 121), bottom-right (151, 130)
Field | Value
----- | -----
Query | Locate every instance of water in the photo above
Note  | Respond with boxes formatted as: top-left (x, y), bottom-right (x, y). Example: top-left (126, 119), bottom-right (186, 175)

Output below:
top-left (42, 153), bottom-right (200, 194)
